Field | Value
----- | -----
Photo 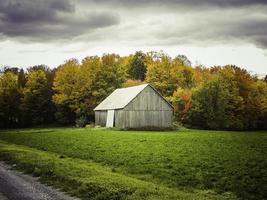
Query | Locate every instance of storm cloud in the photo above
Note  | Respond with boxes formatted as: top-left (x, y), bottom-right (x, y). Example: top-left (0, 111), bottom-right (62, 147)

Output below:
top-left (0, 0), bottom-right (74, 24)
top-left (0, 0), bottom-right (267, 49)
top-left (150, 8), bottom-right (267, 49)
top-left (88, 0), bottom-right (267, 8)
top-left (0, 0), bottom-right (119, 41)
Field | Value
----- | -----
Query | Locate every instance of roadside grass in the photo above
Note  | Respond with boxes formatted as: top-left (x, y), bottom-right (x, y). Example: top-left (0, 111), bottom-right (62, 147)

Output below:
top-left (0, 142), bottom-right (235, 200)
top-left (0, 128), bottom-right (266, 199)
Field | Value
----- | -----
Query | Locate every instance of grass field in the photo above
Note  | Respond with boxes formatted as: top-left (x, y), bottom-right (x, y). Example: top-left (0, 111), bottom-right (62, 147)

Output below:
top-left (0, 128), bottom-right (266, 200)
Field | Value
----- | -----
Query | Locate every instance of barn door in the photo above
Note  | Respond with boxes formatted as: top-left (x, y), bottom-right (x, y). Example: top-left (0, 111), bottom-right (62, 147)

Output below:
top-left (106, 110), bottom-right (115, 127)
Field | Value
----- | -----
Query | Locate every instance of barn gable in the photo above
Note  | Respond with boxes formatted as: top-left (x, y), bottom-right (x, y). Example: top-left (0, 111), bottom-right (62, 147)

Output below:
top-left (123, 85), bottom-right (173, 111)
top-left (94, 84), bottom-right (173, 111)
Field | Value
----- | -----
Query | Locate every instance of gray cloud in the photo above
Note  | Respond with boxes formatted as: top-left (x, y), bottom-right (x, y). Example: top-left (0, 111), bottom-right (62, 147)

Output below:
top-left (88, 0), bottom-right (267, 8)
top-left (236, 19), bottom-right (267, 48)
top-left (0, 0), bottom-right (267, 50)
top-left (151, 9), bottom-right (267, 48)
top-left (81, 0), bottom-right (267, 49)
top-left (0, 0), bottom-right (74, 24)
top-left (0, 0), bottom-right (119, 41)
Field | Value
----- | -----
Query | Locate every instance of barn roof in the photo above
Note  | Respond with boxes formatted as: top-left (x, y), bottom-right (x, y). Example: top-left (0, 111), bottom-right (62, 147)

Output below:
top-left (94, 84), bottom-right (173, 111)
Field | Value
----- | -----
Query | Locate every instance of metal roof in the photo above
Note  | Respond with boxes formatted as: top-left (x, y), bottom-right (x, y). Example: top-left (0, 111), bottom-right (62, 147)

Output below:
top-left (94, 83), bottom-right (173, 111)
top-left (94, 84), bottom-right (149, 110)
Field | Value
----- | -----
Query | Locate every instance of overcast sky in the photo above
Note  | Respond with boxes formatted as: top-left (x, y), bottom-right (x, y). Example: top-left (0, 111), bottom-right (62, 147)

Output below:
top-left (0, 0), bottom-right (267, 76)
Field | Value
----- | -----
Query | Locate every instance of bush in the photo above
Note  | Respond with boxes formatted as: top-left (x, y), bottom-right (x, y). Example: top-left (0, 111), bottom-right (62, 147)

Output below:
top-left (75, 115), bottom-right (87, 127)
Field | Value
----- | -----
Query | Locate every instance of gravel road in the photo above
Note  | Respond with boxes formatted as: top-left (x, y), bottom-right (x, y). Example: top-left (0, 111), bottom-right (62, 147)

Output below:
top-left (0, 162), bottom-right (79, 200)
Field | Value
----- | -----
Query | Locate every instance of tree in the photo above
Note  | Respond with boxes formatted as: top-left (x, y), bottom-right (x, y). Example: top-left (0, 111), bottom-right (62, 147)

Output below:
top-left (188, 75), bottom-right (244, 130)
top-left (146, 53), bottom-right (176, 97)
top-left (1, 52), bottom-right (266, 130)
top-left (171, 65), bottom-right (195, 89)
top-left (128, 51), bottom-right (147, 81)
top-left (79, 56), bottom-right (102, 114)
top-left (18, 69), bottom-right (26, 88)
top-left (21, 69), bottom-right (53, 126)
top-left (0, 72), bottom-right (21, 128)
top-left (171, 88), bottom-right (192, 123)
top-left (53, 59), bottom-right (80, 124)
top-left (174, 55), bottom-right (191, 66)
top-left (245, 80), bottom-right (267, 129)
top-left (123, 79), bottom-right (144, 87)
top-left (90, 54), bottom-right (126, 105)
top-left (4, 67), bottom-right (19, 74)
top-left (53, 55), bottom-right (126, 125)
top-left (28, 65), bottom-right (55, 90)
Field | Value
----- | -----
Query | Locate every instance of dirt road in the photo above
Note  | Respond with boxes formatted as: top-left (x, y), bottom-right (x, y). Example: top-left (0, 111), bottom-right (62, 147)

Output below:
top-left (0, 162), bottom-right (78, 200)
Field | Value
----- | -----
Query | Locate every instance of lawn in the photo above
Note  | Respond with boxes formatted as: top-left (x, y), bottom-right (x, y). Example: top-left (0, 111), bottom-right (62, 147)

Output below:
top-left (0, 128), bottom-right (266, 200)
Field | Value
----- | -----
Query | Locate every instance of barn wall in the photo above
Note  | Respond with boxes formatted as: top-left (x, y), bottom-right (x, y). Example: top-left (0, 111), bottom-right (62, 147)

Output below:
top-left (115, 110), bottom-right (173, 129)
top-left (124, 86), bottom-right (172, 111)
top-left (95, 110), bottom-right (107, 126)
top-left (116, 86), bottom-right (173, 129)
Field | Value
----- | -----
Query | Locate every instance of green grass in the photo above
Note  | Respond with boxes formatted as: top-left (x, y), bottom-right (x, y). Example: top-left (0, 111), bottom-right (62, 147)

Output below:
top-left (0, 128), bottom-right (266, 200)
top-left (0, 142), bottom-right (234, 200)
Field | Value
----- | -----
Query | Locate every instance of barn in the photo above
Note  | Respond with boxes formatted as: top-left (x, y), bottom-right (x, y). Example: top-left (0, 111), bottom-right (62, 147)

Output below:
top-left (94, 84), bottom-right (173, 129)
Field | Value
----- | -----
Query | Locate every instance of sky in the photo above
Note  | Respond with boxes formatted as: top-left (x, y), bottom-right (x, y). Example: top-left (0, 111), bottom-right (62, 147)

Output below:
top-left (0, 0), bottom-right (267, 76)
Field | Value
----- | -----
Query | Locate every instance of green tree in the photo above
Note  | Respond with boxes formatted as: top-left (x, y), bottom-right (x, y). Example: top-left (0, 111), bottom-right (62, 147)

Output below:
top-left (18, 69), bottom-right (26, 88)
top-left (146, 53), bottom-right (176, 97)
top-left (90, 54), bottom-right (126, 106)
top-left (245, 80), bottom-right (267, 129)
top-left (188, 75), bottom-right (244, 130)
top-left (0, 72), bottom-right (21, 128)
top-left (21, 70), bottom-right (53, 126)
top-left (172, 65), bottom-right (195, 89)
top-left (128, 51), bottom-right (147, 81)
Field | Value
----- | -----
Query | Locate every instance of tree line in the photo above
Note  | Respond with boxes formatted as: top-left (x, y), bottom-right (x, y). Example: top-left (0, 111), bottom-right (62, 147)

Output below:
top-left (1, 51), bottom-right (267, 130)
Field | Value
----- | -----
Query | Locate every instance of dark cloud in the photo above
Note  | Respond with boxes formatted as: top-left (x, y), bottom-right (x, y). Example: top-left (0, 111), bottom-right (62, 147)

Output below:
top-left (234, 19), bottom-right (267, 48)
top-left (0, 0), bottom-right (74, 23)
top-left (153, 12), bottom-right (267, 48)
top-left (0, 0), bottom-right (267, 50)
top-left (89, 0), bottom-right (267, 8)
top-left (0, 0), bottom-right (119, 41)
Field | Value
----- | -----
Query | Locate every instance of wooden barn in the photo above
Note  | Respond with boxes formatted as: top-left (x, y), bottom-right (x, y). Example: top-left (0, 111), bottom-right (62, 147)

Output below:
top-left (94, 84), bottom-right (173, 129)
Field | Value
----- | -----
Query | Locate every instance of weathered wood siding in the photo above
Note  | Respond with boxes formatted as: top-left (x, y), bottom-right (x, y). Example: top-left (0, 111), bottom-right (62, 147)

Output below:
top-left (115, 86), bottom-right (173, 129)
top-left (123, 86), bottom-right (172, 111)
top-left (115, 110), bottom-right (172, 129)
top-left (95, 110), bottom-right (107, 126)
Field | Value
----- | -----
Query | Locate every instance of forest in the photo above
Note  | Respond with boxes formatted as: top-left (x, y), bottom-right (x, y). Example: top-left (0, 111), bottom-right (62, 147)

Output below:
top-left (1, 51), bottom-right (267, 130)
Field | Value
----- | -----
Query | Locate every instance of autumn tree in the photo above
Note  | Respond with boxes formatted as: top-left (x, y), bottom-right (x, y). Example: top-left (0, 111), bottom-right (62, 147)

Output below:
top-left (146, 52), bottom-right (176, 97)
top-left (171, 88), bottom-right (192, 123)
top-left (90, 54), bottom-right (126, 105)
top-left (1, 51), bottom-right (266, 130)
top-left (188, 75), bottom-right (244, 130)
top-left (53, 55), bottom-right (126, 126)
top-left (53, 59), bottom-right (80, 124)
top-left (123, 79), bottom-right (144, 87)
